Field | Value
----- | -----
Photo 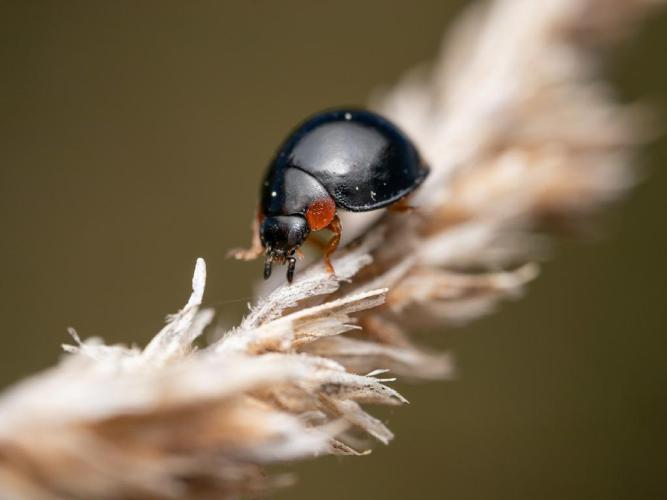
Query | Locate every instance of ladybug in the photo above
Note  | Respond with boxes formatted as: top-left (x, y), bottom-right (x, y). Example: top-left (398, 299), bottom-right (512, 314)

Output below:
top-left (230, 109), bottom-right (429, 283)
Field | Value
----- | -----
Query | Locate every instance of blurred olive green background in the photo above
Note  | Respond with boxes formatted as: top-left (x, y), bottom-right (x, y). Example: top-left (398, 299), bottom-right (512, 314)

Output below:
top-left (1, 1), bottom-right (666, 499)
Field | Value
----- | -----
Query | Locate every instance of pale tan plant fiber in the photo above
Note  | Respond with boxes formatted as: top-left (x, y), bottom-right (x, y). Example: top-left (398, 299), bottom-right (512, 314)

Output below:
top-left (0, 0), bottom-right (660, 498)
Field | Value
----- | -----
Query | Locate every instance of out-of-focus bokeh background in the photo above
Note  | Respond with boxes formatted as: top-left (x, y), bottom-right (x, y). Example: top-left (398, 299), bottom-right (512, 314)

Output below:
top-left (1, 1), bottom-right (665, 499)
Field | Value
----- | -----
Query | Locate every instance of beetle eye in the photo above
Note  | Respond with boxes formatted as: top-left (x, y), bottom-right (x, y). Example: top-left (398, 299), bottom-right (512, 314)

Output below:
top-left (286, 220), bottom-right (308, 248)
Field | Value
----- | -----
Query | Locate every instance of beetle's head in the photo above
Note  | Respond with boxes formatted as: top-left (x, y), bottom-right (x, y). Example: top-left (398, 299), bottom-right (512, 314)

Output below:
top-left (260, 215), bottom-right (310, 283)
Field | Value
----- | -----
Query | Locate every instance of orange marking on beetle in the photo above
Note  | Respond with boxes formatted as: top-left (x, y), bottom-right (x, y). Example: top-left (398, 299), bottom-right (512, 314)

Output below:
top-left (305, 197), bottom-right (336, 231)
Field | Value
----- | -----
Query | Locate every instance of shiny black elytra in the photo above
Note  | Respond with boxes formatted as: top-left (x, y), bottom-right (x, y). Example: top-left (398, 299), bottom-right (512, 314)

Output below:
top-left (230, 108), bottom-right (429, 283)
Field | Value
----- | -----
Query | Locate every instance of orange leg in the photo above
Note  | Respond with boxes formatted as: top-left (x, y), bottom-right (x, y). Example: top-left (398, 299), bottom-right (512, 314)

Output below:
top-left (388, 196), bottom-right (416, 213)
top-left (227, 207), bottom-right (264, 260)
top-left (322, 215), bottom-right (341, 274)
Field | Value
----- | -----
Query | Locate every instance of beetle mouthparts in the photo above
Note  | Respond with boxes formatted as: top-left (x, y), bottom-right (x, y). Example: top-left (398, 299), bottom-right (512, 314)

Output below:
top-left (263, 249), bottom-right (297, 283)
top-left (286, 256), bottom-right (296, 283)
top-left (263, 255), bottom-right (273, 280)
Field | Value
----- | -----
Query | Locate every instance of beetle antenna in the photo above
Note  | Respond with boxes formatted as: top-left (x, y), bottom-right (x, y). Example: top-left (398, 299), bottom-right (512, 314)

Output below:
top-left (264, 255), bottom-right (273, 280)
top-left (286, 256), bottom-right (296, 283)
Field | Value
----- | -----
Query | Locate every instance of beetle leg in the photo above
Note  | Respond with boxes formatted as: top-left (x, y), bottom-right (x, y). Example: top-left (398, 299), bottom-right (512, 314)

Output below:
top-left (227, 207), bottom-right (264, 260)
top-left (322, 215), bottom-right (342, 275)
top-left (388, 196), bottom-right (416, 213)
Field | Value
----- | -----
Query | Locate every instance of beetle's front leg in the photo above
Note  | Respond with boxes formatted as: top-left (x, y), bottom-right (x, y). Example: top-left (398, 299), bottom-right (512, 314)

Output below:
top-left (388, 195), bottom-right (416, 213)
top-left (227, 207), bottom-right (264, 261)
top-left (322, 215), bottom-right (341, 275)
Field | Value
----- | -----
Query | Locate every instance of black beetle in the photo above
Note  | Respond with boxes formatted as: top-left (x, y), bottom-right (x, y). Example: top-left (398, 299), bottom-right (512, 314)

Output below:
top-left (230, 109), bottom-right (429, 283)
